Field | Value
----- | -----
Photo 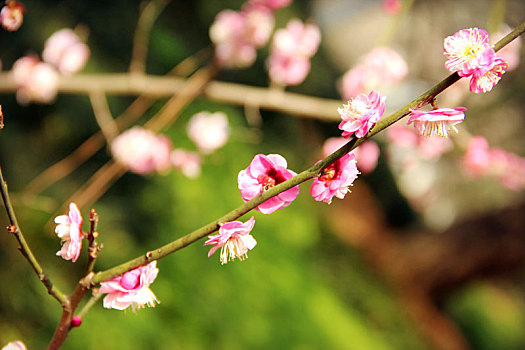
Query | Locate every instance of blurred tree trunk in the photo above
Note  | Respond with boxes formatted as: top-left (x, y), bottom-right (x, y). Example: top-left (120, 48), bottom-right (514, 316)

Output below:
top-left (328, 182), bottom-right (525, 350)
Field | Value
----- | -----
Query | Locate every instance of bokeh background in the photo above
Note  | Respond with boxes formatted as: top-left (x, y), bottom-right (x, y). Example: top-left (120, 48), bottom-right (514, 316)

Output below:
top-left (0, 0), bottom-right (524, 349)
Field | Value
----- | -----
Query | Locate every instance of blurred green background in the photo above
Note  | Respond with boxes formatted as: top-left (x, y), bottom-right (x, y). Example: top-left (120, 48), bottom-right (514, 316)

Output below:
top-left (0, 1), bottom-right (524, 349)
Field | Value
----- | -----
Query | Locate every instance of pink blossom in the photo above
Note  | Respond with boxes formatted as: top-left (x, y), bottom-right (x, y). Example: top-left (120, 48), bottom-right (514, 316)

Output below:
top-left (43, 28), bottom-right (90, 75)
top-left (408, 107), bottom-right (466, 138)
top-left (1, 341), bottom-right (26, 350)
top-left (492, 25), bottom-right (521, 71)
top-left (462, 136), bottom-right (491, 177)
top-left (187, 111), bottom-right (229, 154)
top-left (171, 149), bottom-right (202, 178)
top-left (11, 55), bottom-right (58, 104)
top-left (443, 28), bottom-right (496, 77)
top-left (268, 19), bottom-right (320, 86)
top-left (248, 0), bottom-right (291, 10)
top-left (322, 137), bottom-right (348, 158)
top-left (489, 148), bottom-right (525, 191)
top-left (338, 90), bottom-right (386, 138)
top-left (271, 19), bottom-right (321, 58)
top-left (238, 154), bottom-right (299, 214)
top-left (311, 153), bottom-right (359, 204)
top-left (382, 0), bottom-right (402, 14)
top-left (268, 54), bottom-right (311, 86)
top-left (0, 1), bottom-right (24, 31)
top-left (111, 127), bottom-right (172, 175)
top-left (70, 316), bottom-right (82, 328)
top-left (469, 57), bottom-right (508, 93)
top-left (209, 6), bottom-right (274, 68)
top-left (99, 261), bottom-right (159, 312)
top-left (204, 217), bottom-right (257, 264)
top-left (340, 47), bottom-right (407, 99)
top-left (55, 202), bottom-right (84, 263)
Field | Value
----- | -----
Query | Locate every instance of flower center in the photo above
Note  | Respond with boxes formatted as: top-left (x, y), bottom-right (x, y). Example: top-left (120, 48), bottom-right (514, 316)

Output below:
top-left (319, 161), bottom-right (341, 184)
top-left (219, 236), bottom-right (248, 265)
top-left (121, 270), bottom-right (141, 290)
top-left (257, 168), bottom-right (286, 190)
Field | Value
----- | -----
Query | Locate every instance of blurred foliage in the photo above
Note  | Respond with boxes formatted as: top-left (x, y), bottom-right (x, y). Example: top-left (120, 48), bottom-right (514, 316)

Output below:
top-left (0, 0), bottom-right (524, 349)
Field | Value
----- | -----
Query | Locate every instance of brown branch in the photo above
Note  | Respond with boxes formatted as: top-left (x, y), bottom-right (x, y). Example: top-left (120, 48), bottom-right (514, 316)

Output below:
top-left (88, 91), bottom-right (119, 143)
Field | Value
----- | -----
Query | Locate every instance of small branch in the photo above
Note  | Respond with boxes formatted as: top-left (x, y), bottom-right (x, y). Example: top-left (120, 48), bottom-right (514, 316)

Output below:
top-left (91, 21), bottom-right (525, 284)
top-left (0, 166), bottom-right (67, 306)
top-left (85, 208), bottom-right (100, 275)
top-left (129, 0), bottom-right (171, 74)
top-left (88, 91), bottom-right (119, 143)
top-left (76, 290), bottom-right (102, 319)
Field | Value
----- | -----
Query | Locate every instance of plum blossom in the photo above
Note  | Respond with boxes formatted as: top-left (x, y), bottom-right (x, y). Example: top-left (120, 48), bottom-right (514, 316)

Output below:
top-left (210, 5), bottom-right (274, 68)
top-left (11, 55), bottom-right (58, 104)
top-left (443, 28), bottom-right (495, 77)
top-left (55, 202), bottom-right (84, 263)
top-left (99, 261), bottom-right (159, 312)
top-left (1, 341), bottom-right (26, 350)
top-left (43, 28), bottom-right (90, 75)
top-left (469, 57), bottom-right (508, 93)
top-left (205, 217), bottom-right (257, 264)
top-left (462, 136), bottom-right (492, 178)
top-left (171, 149), bottom-right (202, 178)
top-left (407, 107), bottom-right (466, 138)
top-left (187, 111), bottom-right (229, 154)
top-left (338, 90), bottom-right (386, 138)
top-left (268, 19), bottom-right (321, 86)
top-left (340, 47), bottom-right (407, 99)
top-left (111, 127), bottom-right (172, 175)
top-left (238, 154), bottom-right (299, 214)
top-left (0, 1), bottom-right (24, 31)
top-left (311, 153), bottom-right (359, 204)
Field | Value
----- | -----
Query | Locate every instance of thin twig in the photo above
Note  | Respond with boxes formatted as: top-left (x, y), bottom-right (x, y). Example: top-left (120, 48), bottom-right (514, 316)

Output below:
top-left (88, 91), bottom-right (119, 143)
top-left (130, 0), bottom-right (171, 74)
top-left (0, 166), bottom-right (67, 306)
top-left (90, 21), bottom-right (525, 284)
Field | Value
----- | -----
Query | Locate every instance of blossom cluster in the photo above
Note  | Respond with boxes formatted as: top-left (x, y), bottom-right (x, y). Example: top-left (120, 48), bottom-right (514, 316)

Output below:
top-left (0, 0), bottom-right (24, 31)
top-left (10, 28), bottom-right (90, 104)
top-left (268, 19), bottom-right (321, 86)
top-left (444, 28), bottom-right (508, 93)
top-left (111, 111), bottom-right (230, 177)
top-left (338, 90), bottom-right (386, 139)
top-left (462, 136), bottom-right (525, 191)
top-left (209, 0), bottom-right (290, 68)
top-left (340, 47), bottom-right (407, 100)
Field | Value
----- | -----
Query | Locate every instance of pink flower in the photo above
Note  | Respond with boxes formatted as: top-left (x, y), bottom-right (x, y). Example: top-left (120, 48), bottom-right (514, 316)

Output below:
top-left (111, 127), bottom-right (172, 175)
top-left (0, 1), bottom-right (24, 31)
top-left (268, 19), bottom-right (320, 86)
top-left (2, 341), bottom-right (26, 350)
top-left (338, 90), bottom-right (386, 138)
top-left (489, 148), bottom-right (525, 191)
top-left (469, 57), bottom-right (508, 93)
top-left (311, 153), bottom-right (359, 204)
top-left (242, 4), bottom-right (274, 47)
top-left (55, 202), bottom-right (84, 263)
top-left (382, 0), bottom-right (402, 14)
top-left (462, 136), bottom-right (491, 177)
top-left (238, 154), bottom-right (299, 214)
top-left (171, 149), bottom-right (202, 178)
top-left (407, 107), bottom-right (466, 138)
top-left (353, 140), bottom-right (380, 174)
top-left (43, 28), bottom-right (90, 75)
top-left (100, 261), bottom-right (159, 312)
top-left (443, 28), bottom-right (496, 77)
top-left (11, 55), bottom-right (58, 105)
top-left (322, 137), bottom-right (348, 158)
top-left (340, 47), bottom-right (407, 99)
top-left (248, 0), bottom-right (291, 10)
top-left (204, 217), bottom-right (257, 264)
top-left (271, 19), bottom-right (321, 58)
top-left (268, 54), bottom-right (311, 86)
top-left (187, 111), bottom-right (229, 154)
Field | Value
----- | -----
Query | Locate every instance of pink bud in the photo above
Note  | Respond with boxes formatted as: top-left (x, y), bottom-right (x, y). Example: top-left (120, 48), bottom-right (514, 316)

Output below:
top-left (70, 316), bottom-right (82, 328)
